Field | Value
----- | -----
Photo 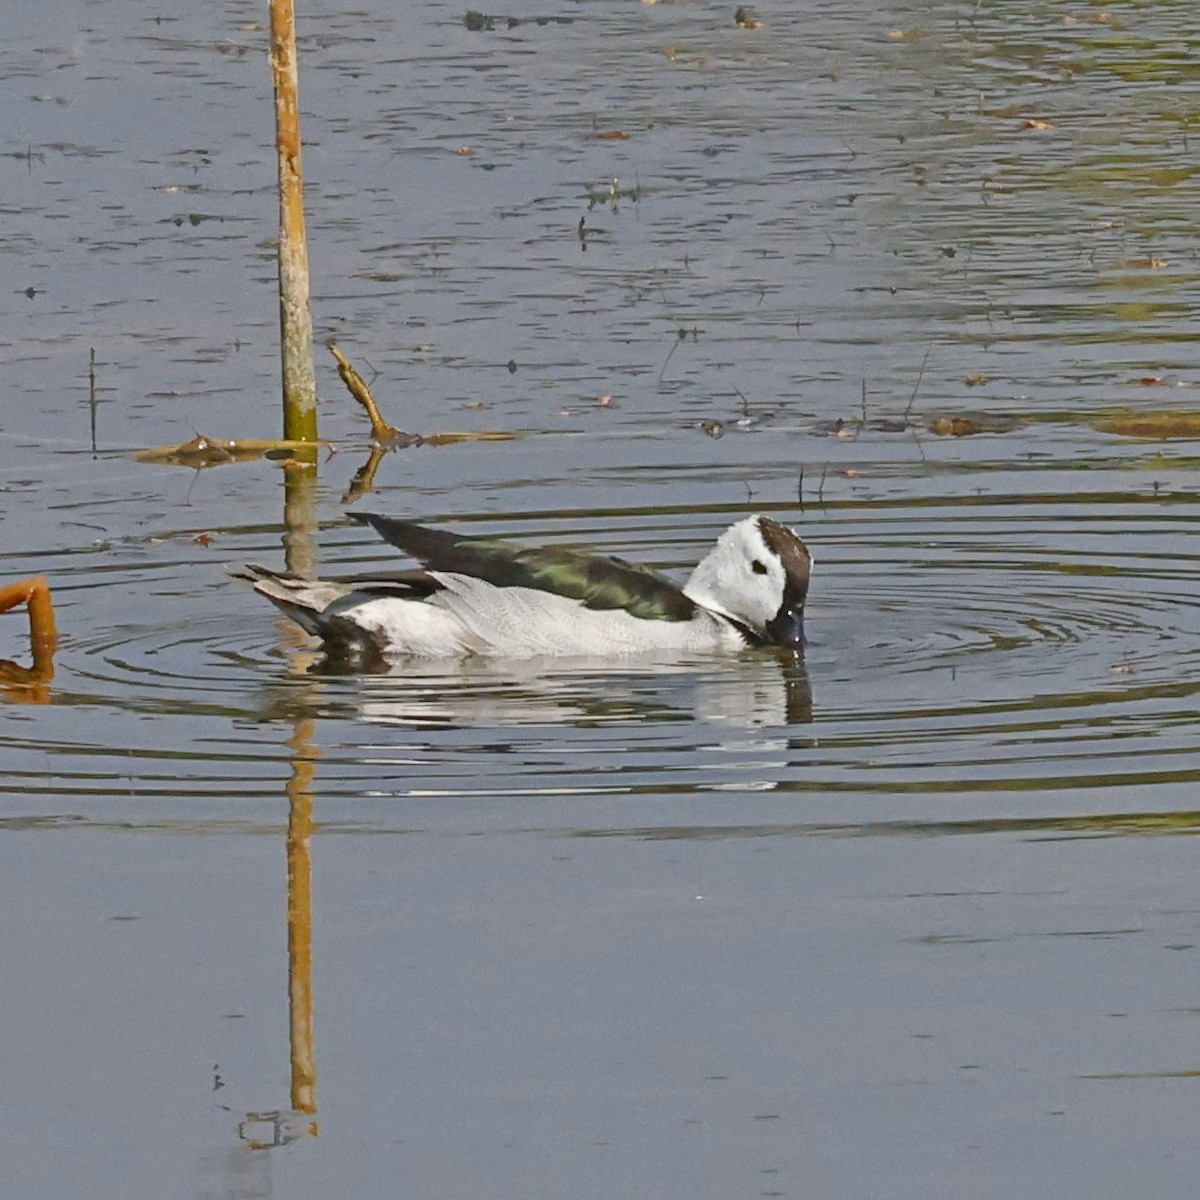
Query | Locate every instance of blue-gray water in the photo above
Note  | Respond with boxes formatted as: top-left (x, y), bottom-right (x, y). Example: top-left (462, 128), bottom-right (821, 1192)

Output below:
top-left (3, 2), bottom-right (1200, 1197)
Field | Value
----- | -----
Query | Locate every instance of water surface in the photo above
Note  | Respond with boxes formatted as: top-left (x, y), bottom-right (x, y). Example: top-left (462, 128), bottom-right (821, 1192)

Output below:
top-left (3, 2), bottom-right (1200, 1197)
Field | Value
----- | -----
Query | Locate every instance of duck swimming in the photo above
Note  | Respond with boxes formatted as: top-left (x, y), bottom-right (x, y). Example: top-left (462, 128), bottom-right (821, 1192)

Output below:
top-left (239, 513), bottom-right (811, 660)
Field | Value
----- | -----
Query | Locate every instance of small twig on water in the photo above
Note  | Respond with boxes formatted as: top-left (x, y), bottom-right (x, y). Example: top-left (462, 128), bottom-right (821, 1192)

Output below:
top-left (733, 387), bottom-right (752, 423)
top-left (901, 345), bottom-right (934, 474)
top-left (903, 344), bottom-right (932, 424)
top-left (658, 327), bottom-right (687, 384)
top-left (89, 348), bottom-right (98, 458)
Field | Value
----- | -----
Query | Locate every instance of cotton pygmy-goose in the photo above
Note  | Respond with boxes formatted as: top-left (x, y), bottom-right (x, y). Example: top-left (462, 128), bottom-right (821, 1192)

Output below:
top-left (238, 513), bottom-right (812, 660)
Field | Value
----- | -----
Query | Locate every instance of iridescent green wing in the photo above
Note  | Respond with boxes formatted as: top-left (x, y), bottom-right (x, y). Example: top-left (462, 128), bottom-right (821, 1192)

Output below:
top-left (350, 513), bottom-right (696, 622)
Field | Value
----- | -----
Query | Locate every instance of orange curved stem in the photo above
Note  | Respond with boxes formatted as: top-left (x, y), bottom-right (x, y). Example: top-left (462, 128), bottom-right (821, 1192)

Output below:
top-left (0, 575), bottom-right (57, 687)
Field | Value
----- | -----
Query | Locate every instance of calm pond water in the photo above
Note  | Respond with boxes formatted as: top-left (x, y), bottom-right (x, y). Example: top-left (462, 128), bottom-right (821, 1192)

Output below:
top-left (3, 1), bottom-right (1200, 1197)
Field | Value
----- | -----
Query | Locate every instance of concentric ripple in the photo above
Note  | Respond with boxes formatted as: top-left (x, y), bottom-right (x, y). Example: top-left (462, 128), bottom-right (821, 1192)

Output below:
top-left (4, 493), bottom-right (1200, 815)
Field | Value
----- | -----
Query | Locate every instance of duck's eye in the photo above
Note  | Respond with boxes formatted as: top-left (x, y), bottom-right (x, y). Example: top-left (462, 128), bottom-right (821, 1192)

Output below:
top-left (751, 559), bottom-right (768, 575)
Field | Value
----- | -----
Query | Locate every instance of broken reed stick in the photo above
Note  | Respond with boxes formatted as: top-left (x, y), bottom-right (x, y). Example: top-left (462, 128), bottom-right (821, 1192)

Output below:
top-left (134, 435), bottom-right (329, 467)
top-left (326, 343), bottom-right (519, 447)
top-left (327, 342), bottom-right (421, 446)
top-left (269, 0), bottom-right (318, 444)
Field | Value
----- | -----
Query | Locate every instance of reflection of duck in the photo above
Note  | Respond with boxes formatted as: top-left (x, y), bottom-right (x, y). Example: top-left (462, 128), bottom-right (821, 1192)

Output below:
top-left (238, 514), bottom-right (811, 661)
top-left (349, 651), bottom-right (814, 730)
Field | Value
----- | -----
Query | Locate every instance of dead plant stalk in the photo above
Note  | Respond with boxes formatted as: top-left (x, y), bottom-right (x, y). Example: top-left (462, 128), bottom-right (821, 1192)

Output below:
top-left (270, 0), bottom-right (318, 442)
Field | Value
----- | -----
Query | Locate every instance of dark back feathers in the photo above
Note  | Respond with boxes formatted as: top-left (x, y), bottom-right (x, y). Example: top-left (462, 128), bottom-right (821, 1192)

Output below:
top-left (349, 513), bottom-right (697, 622)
